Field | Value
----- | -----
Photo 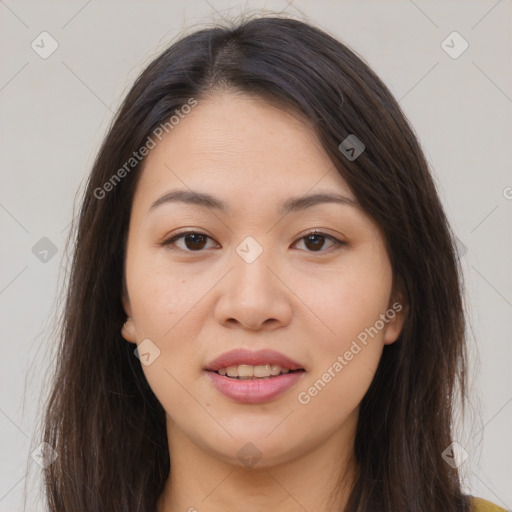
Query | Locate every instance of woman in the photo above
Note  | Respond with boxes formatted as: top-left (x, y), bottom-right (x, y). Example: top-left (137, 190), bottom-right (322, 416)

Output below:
top-left (39, 14), bottom-right (505, 512)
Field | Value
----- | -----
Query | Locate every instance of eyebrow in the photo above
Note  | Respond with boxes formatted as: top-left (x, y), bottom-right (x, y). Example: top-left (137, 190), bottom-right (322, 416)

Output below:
top-left (148, 189), bottom-right (358, 215)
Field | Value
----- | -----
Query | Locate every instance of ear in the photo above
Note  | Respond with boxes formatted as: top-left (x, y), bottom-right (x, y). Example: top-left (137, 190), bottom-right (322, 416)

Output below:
top-left (121, 294), bottom-right (137, 344)
top-left (122, 318), bottom-right (137, 344)
top-left (383, 288), bottom-right (408, 345)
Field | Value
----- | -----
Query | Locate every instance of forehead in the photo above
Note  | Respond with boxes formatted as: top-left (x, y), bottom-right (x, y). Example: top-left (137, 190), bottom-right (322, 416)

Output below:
top-left (133, 92), bottom-right (354, 207)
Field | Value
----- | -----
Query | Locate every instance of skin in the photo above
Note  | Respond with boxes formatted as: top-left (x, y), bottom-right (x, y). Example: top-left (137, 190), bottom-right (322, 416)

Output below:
top-left (121, 91), bottom-right (406, 512)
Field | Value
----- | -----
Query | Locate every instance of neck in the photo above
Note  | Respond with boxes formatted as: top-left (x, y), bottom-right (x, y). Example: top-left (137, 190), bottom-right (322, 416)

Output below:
top-left (156, 410), bottom-right (358, 512)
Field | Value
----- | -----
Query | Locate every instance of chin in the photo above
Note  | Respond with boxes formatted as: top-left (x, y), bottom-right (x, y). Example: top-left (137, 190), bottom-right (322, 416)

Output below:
top-left (203, 432), bottom-right (307, 470)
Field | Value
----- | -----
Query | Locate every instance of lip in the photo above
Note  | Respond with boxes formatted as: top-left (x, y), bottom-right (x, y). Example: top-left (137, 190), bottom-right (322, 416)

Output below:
top-left (204, 348), bottom-right (304, 372)
top-left (206, 370), bottom-right (306, 404)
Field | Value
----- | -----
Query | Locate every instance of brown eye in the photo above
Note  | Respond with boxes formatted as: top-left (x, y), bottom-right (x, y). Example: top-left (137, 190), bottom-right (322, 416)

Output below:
top-left (293, 232), bottom-right (345, 253)
top-left (181, 233), bottom-right (208, 250)
top-left (304, 233), bottom-right (328, 251)
top-left (163, 232), bottom-right (217, 252)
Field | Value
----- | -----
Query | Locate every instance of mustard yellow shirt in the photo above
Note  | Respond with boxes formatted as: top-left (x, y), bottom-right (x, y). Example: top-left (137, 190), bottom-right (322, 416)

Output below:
top-left (471, 496), bottom-right (508, 512)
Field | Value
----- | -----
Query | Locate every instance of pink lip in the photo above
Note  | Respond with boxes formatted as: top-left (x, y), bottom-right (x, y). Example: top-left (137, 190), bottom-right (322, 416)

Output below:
top-left (206, 370), bottom-right (305, 404)
top-left (204, 348), bottom-right (304, 372)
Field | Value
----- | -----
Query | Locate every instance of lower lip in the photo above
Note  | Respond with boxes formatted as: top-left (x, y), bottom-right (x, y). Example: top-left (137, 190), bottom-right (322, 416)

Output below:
top-left (205, 370), bottom-right (305, 404)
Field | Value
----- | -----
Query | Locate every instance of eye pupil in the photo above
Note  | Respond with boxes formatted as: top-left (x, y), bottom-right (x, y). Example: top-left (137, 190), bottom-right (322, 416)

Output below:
top-left (171, 231), bottom-right (338, 253)
top-left (305, 234), bottom-right (325, 251)
top-left (185, 233), bottom-right (207, 250)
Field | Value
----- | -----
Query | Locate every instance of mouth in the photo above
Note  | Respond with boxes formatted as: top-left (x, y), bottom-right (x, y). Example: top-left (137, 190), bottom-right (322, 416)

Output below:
top-left (204, 349), bottom-right (306, 404)
top-left (204, 348), bottom-right (305, 373)
top-left (205, 369), bottom-right (306, 404)
top-left (210, 364), bottom-right (305, 380)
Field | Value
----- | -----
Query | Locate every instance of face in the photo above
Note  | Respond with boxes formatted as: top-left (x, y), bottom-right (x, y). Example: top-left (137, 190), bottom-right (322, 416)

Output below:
top-left (121, 91), bottom-right (405, 468)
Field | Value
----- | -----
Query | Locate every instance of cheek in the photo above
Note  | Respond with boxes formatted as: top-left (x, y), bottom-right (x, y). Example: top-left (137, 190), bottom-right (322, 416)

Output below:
top-left (126, 252), bottom-right (207, 338)
top-left (126, 262), bottom-right (206, 411)
top-left (292, 244), bottom-right (392, 411)
top-left (124, 256), bottom-right (211, 396)
top-left (294, 343), bottom-right (381, 442)
top-left (293, 270), bottom-right (389, 423)
top-left (295, 249), bottom-right (393, 349)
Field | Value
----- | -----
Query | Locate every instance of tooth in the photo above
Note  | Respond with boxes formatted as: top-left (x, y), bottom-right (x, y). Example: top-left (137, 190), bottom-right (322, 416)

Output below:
top-left (270, 364), bottom-right (281, 376)
top-left (226, 366), bottom-right (238, 377)
top-left (218, 364), bottom-right (293, 378)
top-left (238, 364), bottom-right (254, 378)
top-left (253, 364), bottom-right (272, 377)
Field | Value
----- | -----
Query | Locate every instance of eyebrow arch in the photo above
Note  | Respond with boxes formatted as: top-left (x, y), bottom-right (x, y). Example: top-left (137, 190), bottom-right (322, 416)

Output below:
top-left (149, 189), bottom-right (227, 213)
top-left (148, 189), bottom-right (358, 214)
top-left (280, 191), bottom-right (358, 215)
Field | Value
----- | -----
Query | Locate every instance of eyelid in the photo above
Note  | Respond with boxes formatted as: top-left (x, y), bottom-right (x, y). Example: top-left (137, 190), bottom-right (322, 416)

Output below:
top-left (160, 229), bottom-right (348, 253)
top-left (161, 229), bottom-right (218, 249)
top-left (291, 230), bottom-right (347, 252)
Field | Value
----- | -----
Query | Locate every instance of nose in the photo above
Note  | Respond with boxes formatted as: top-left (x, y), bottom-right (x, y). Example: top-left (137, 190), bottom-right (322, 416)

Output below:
top-left (214, 247), bottom-right (293, 331)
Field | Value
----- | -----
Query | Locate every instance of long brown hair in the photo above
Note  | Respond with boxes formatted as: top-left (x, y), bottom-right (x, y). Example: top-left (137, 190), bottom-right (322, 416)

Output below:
top-left (38, 14), bottom-right (470, 512)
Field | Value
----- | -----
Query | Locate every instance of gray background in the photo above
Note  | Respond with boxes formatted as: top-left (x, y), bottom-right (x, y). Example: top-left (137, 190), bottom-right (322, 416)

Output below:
top-left (0, 1), bottom-right (510, 510)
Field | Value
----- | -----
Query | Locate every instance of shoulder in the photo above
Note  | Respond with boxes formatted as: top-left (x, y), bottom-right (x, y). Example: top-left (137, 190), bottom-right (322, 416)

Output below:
top-left (470, 496), bottom-right (508, 512)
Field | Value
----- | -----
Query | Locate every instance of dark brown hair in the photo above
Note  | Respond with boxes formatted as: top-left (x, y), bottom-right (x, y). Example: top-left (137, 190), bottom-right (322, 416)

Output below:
top-left (39, 14), bottom-right (469, 512)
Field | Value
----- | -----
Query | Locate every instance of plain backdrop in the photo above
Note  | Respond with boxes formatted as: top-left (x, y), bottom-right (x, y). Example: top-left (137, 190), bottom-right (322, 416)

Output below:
top-left (0, 1), bottom-right (510, 510)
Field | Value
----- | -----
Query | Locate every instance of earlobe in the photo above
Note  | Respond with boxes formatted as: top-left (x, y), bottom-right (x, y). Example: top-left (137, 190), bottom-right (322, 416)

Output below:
top-left (121, 317), bottom-right (137, 344)
top-left (383, 293), bottom-right (408, 345)
top-left (121, 292), bottom-right (137, 343)
top-left (383, 311), bottom-right (405, 345)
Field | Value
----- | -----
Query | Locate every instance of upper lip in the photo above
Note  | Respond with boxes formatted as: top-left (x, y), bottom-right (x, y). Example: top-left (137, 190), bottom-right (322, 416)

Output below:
top-left (204, 349), bottom-right (304, 372)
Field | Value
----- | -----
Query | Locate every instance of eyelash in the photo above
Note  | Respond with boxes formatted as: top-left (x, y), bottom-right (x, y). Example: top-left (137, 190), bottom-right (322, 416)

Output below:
top-left (161, 230), bottom-right (347, 254)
